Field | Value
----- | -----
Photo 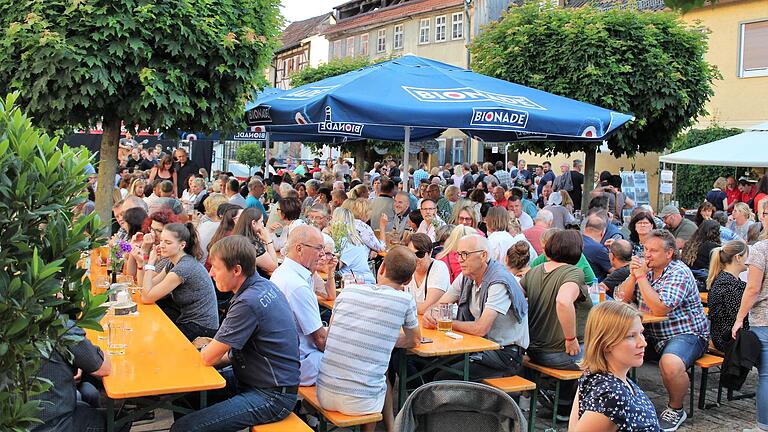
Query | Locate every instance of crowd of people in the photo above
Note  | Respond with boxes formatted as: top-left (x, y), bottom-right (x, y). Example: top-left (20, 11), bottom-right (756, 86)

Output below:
top-left (37, 147), bottom-right (768, 432)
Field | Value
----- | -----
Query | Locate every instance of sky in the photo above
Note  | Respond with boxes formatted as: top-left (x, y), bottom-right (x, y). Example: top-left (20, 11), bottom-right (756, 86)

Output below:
top-left (280, 0), bottom-right (341, 23)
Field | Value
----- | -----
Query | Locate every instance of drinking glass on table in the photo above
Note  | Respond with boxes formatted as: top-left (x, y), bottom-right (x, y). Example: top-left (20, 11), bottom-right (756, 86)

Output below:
top-left (430, 304), bottom-right (453, 332)
top-left (108, 321), bottom-right (128, 355)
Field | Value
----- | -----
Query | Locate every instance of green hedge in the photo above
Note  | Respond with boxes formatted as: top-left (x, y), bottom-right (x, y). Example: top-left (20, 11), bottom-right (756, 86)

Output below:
top-left (671, 127), bottom-right (742, 208)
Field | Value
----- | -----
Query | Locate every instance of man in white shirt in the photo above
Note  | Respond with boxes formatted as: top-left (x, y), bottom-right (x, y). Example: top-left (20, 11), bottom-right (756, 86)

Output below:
top-left (270, 225), bottom-right (328, 386)
top-left (506, 195), bottom-right (534, 230)
top-left (416, 198), bottom-right (444, 241)
top-left (225, 178), bottom-right (247, 208)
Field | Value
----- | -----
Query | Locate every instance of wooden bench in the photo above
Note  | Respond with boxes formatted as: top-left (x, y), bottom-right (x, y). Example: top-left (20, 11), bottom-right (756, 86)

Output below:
top-left (298, 386), bottom-right (382, 432)
top-left (688, 353), bottom-right (724, 416)
top-left (251, 412), bottom-right (312, 432)
top-left (483, 376), bottom-right (538, 432)
top-left (523, 359), bottom-right (583, 428)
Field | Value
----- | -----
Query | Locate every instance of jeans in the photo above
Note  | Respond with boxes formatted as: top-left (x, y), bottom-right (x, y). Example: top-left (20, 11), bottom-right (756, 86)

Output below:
top-left (658, 334), bottom-right (707, 368)
top-left (70, 402), bottom-right (131, 432)
top-left (751, 326), bottom-right (768, 429)
top-left (170, 368), bottom-right (297, 432)
top-left (527, 344), bottom-right (584, 407)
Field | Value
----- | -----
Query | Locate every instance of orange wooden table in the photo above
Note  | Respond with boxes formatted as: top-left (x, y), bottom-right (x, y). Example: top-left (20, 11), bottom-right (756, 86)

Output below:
top-left (316, 294), bottom-right (335, 311)
top-left (397, 315), bottom-right (500, 408)
top-left (85, 276), bottom-right (225, 431)
top-left (700, 292), bottom-right (708, 305)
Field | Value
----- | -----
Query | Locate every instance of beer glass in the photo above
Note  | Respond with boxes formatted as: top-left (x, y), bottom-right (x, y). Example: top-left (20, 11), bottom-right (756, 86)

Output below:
top-left (431, 304), bottom-right (453, 332)
top-left (108, 321), bottom-right (128, 355)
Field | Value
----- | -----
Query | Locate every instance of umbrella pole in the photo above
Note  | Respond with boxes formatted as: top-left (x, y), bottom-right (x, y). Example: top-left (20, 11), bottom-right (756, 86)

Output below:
top-left (264, 132), bottom-right (270, 179)
top-left (403, 126), bottom-right (411, 179)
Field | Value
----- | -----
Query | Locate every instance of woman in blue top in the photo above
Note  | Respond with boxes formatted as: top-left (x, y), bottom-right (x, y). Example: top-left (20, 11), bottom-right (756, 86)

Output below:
top-left (569, 301), bottom-right (660, 432)
top-left (328, 207), bottom-right (376, 284)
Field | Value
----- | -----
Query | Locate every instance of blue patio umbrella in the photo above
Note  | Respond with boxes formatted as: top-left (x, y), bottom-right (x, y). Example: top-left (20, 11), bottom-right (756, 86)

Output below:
top-left (245, 55), bottom-right (633, 170)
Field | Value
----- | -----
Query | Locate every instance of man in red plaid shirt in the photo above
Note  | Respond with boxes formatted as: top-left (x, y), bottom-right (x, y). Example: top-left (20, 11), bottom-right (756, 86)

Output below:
top-left (616, 229), bottom-right (708, 432)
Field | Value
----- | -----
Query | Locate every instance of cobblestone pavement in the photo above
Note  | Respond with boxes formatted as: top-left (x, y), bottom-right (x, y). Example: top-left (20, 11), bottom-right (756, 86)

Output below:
top-left (131, 362), bottom-right (759, 431)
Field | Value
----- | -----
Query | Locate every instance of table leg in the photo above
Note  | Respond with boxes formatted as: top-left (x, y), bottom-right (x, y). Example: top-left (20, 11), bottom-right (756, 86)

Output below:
top-left (552, 380), bottom-right (561, 428)
top-left (698, 368), bottom-right (709, 410)
top-left (529, 387), bottom-right (538, 432)
top-left (200, 390), bottom-right (207, 408)
top-left (463, 353), bottom-right (470, 380)
top-left (106, 398), bottom-right (115, 432)
top-left (398, 349), bottom-right (408, 410)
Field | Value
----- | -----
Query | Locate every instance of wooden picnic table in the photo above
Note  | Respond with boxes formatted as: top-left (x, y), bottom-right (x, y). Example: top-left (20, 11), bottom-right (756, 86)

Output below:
top-left (641, 313), bottom-right (669, 324)
top-left (700, 292), bottom-right (708, 305)
top-left (397, 315), bottom-right (499, 409)
top-left (85, 266), bottom-right (225, 431)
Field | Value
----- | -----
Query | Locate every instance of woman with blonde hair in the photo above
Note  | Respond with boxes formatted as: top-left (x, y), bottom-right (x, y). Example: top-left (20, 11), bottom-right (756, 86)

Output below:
top-left (328, 207), bottom-right (375, 283)
top-left (436, 224), bottom-right (479, 282)
top-left (707, 240), bottom-right (749, 352)
top-left (128, 178), bottom-right (147, 198)
top-left (568, 301), bottom-right (659, 431)
top-left (706, 176), bottom-right (728, 211)
top-left (560, 190), bottom-right (575, 214)
top-left (343, 198), bottom-right (386, 254)
top-left (450, 164), bottom-right (464, 190)
top-left (485, 207), bottom-right (537, 265)
top-left (728, 202), bottom-right (755, 241)
top-left (451, 204), bottom-right (479, 229)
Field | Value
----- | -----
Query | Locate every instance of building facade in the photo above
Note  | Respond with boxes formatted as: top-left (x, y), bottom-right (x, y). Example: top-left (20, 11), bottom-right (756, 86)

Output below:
top-left (268, 13), bottom-right (336, 90)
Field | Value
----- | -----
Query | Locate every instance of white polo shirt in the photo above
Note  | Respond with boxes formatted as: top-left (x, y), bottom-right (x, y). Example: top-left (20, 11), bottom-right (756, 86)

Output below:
top-left (270, 256), bottom-right (323, 386)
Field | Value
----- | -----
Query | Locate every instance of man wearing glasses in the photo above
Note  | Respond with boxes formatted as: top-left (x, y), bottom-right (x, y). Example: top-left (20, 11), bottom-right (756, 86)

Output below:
top-left (270, 225), bottom-right (328, 386)
top-left (658, 204), bottom-right (697, 249)
top-left (416, 198), bottom-right (445, 241)
top-left (424, 234), bottom-right (529, 380)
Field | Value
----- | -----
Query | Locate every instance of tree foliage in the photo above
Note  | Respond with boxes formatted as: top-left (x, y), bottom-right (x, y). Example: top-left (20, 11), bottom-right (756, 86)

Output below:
top-left (235, 142), bottom-right (265, 174)
top-left (670, 126), bottom-right (741, 208)
top-left (470, 4), bottom-right (719, 158)
top-left (0, 0), bottom-right (282, 222)
top-left (0, 93), bottom-right (107, 430)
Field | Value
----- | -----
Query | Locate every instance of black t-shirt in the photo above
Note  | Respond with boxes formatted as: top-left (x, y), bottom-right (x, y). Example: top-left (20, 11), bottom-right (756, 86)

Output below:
top-left (692, 240), bottom-right (719, 270)
top-left (603, 265), bottom-right (630, 297)
top-left (569, 170), bottom-right (584, 207)
top-left (174, 160), bottom-right (200, 198)
top-left (709, 271), bottom-right (748, 352)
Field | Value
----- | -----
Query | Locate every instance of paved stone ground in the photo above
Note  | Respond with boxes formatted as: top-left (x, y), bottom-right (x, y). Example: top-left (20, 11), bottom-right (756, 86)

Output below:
top-left (130, 363), bottom-right (759, 431)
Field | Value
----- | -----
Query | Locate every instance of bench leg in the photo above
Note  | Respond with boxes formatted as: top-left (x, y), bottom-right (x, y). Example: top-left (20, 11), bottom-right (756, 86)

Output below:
top-left (552, 380), bottom-right (561, 428)
top-left (106, 398), bottom-right (115, 432)
top-left (398, 349), bottom-right (407, 410)
top-left (463, 353), bottom-right (470, 380)
top-left (698, 367), bottom-right (709, 410)
top-left (529, 388), bottom-right (538, 432)
top-left (716, 374), bottom-right (723, 405)
top-left (688, 367), bottom-right (695, 418)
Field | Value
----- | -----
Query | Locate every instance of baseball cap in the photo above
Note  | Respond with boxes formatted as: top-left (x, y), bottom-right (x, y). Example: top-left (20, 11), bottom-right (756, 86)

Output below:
top-left (658, 204), bottom-right (680, 218)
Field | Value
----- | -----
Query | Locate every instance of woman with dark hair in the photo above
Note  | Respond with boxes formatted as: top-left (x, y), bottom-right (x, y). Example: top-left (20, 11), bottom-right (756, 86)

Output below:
top-left (628, 212), bottom-right (656, 256)
top-left (230, 207), bottom-right (278, 275)
top-left (407, 209), bottom-right (423, 232)
top-left (695, 201), bottom-right (716, 226)
top-left (122, 207), bottom-right (148, 239)
top-left (405, 233), bottom-right (451, 314)
top-left (753, 174), bottom-right (768, 213)
top-left (135, 222), bottom-right (218, 340)
top-left (707, 240), bottom-right (749, 352)
top-left (148, 154), bottom-right (177, 196)
top-left (271, 196), bottom-right (305, 255)
top-left (520, 229), bottom-right (593, 420)
top-left (506, 240), bottom-right (532, 280)
top-left (206, 204), bottom-right (241, 264)
top-left (681, 219), bottom-right (722, 270)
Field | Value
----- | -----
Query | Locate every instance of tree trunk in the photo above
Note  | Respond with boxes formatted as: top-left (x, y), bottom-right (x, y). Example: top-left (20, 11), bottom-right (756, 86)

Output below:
top-left (95, 116), bottom-right (121, 234)
top-left (582, 144), bottom-right (597, 213)
top-left (354, 142), bottom-right (366, 181)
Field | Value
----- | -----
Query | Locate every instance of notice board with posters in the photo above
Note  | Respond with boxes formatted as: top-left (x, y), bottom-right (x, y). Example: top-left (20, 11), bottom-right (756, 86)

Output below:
top-left (620, 171), bottom-right (650, 220)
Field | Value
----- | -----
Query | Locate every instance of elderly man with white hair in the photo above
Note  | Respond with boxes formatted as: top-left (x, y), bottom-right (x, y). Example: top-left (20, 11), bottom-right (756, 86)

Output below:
top-left (424, 234), bottom-right (529, 380)
top-left (270, 225), bottom-right (328, 386)
top-left (524, 209), bottom-right (554, 254)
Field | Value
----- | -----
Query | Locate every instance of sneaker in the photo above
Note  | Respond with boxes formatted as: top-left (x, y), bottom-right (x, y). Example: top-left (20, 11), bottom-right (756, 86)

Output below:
top-left (659, 407), bottom-right (687, 432)
top-left (555, 404), bottom-right (571, 422)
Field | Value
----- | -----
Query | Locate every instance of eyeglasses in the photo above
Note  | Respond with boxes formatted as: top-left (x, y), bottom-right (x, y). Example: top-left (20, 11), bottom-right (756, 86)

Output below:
top-left (457, 216), bottom-right (473, 223)
top-left (456, 250), bottom-right (484, 261)
top-left (301, 243), bottom-right (325, 251)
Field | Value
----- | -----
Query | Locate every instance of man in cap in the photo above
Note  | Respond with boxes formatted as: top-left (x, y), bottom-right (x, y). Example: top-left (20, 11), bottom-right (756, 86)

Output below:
top-left (658, 204), bottom-right (697, 249)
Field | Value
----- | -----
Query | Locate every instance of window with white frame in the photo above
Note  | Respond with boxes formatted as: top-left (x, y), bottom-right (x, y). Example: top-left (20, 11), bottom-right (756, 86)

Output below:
top-left (377, 28), bottom-right (386, 53)
top-left (452, 12), bottom-right (463, 40)
top-left (739, 20), bottom-right (768, 78)
top-left (435, 15), bottom-right (447, 42)
top-left (333, 40), bottom-right (342, 58)
top-left (419, 18), bottom-right (430, 44)
top-left (436, 138), bottom-right (447, 166)
top-left (394, 24), bottom-right (404, 50)
top-left (346, 36), bottom-right (355, 57)
top-left (452, 138), bottom-right (464, 164)
top-left (360, 33), bottom-right (369, 56)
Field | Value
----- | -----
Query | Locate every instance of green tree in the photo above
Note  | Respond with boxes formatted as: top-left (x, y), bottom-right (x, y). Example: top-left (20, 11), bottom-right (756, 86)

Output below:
top-left (0, 93), bottom-right (107, 430)
top-left (470, 4), bottom-right (718, 209)
top-left (235, 142), bottom-right (265, 175)
top-left (289, 56), bottom-right (400, 176)
top-left (0, 0), bottom-right (281, 225)
top-left (670, 126), bottom-right (741, 208)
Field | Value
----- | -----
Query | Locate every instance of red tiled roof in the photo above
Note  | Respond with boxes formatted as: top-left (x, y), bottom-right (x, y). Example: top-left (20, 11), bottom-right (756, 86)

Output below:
top-left (278, 13), bottom-right (334, 53)
top-left (325, 0), bottom-right (464, 37)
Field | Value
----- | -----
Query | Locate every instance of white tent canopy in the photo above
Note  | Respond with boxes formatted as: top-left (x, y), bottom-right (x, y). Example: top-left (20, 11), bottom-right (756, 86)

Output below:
top-left (659, 121), bottom-right (768, 167)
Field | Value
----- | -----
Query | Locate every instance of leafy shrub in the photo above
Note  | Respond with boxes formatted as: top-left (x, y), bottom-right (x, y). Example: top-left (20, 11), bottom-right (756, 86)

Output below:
top-left (235, 143), bottom-right (266, 175)
top-left (0, 93), bottom-right (107, 430)
top-left (671, 126), bottom-right (742, 208)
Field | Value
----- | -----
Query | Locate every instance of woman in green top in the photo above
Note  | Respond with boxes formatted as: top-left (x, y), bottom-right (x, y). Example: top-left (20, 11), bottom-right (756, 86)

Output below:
top-left (530, 228), bottom-right (597, 285)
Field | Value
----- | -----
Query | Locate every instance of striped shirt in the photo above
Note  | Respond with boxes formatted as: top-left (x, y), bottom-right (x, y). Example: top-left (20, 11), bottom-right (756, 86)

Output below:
top-left (317, 284), bottom-right (418, 399)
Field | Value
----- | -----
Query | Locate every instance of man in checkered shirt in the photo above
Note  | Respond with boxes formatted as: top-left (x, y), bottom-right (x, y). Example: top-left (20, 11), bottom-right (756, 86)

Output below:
top-left (412, 162), bottom-right (430, 186)
top-left (616, 229), bottom-right (708, 432)
top-left (493, 161), bottom-right (511, 188)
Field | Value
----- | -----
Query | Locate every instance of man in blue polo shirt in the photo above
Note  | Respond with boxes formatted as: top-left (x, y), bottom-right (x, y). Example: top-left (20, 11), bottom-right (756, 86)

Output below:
top-left (170, 235), bottom-right (300, 432)
top-left (582, 215), bottom-right (612, 280)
